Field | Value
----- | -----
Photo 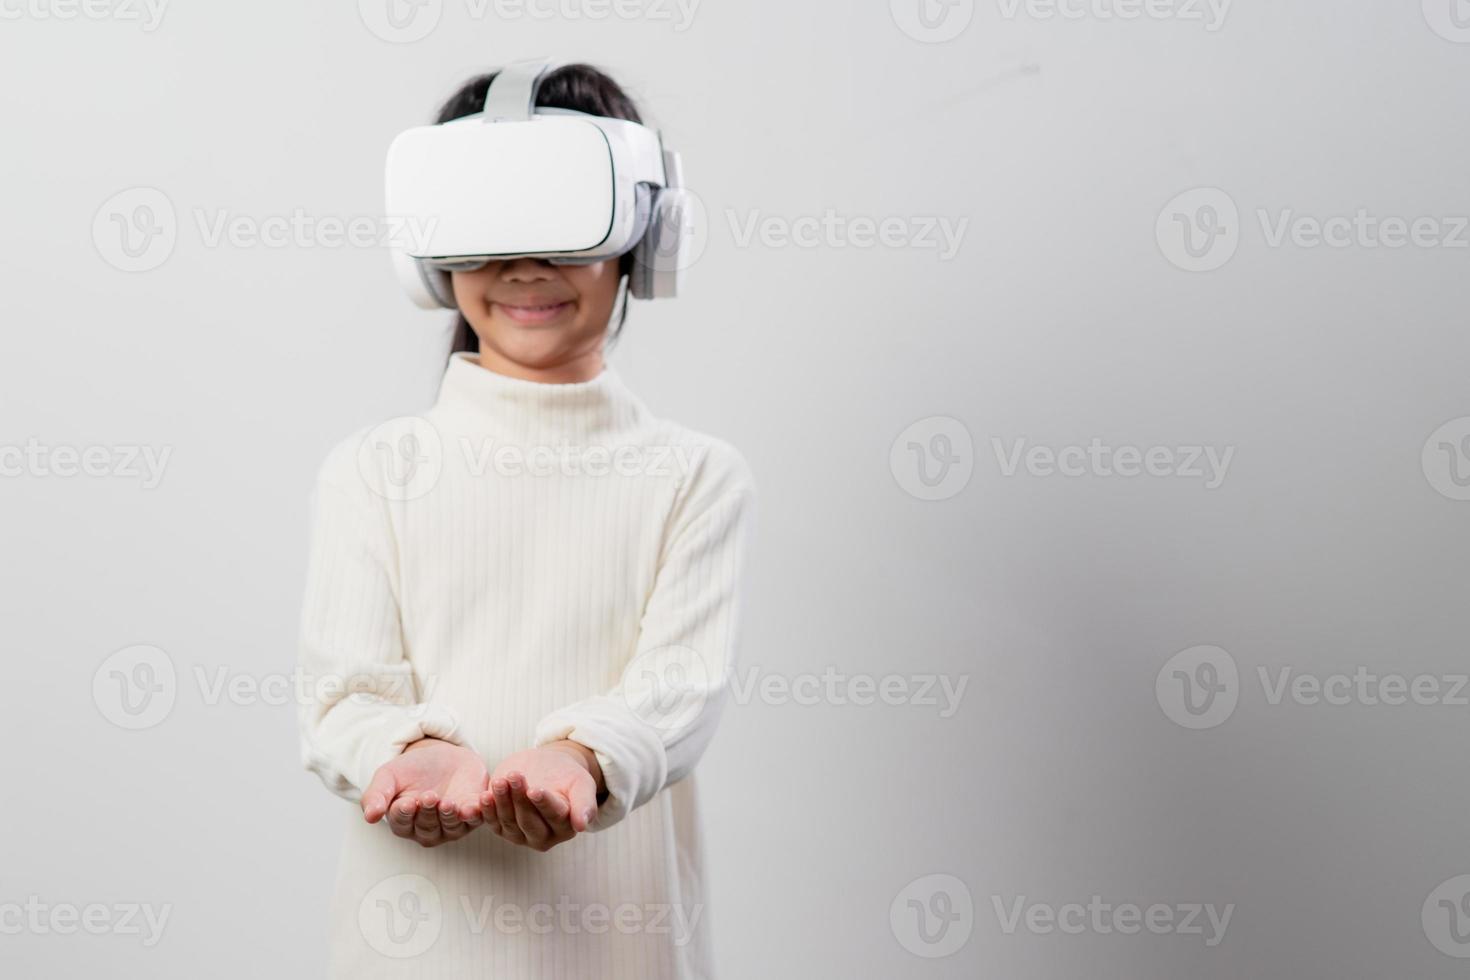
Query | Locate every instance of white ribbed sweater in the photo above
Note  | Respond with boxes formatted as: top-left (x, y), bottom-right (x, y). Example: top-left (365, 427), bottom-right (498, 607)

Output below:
top-left (297, 351), bottom-right (755, 978)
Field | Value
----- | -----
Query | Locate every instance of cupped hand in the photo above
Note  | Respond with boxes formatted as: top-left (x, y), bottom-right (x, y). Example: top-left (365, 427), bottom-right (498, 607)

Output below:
top-left (482, 741), bottom-right (602, 852)
top-left (362, 737), bottom-right (489, 848)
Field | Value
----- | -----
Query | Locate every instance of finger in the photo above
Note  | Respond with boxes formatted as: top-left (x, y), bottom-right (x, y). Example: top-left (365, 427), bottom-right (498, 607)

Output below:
top-left (414, 792), bottom-right (444, 846)
top-left (491, 778), bottom-right (525, 843)
top-left (508, 773), bottom-right (552, 846)
top-left (453, 797), bottom-right (484, 829)
top-left (362, 768), bottom-right (399, 824)
top-left (479, 790), bottom-right (502, 837)
top-left (528, 784), bottom-right (572, 836)
top-left (566, 779), bottom-right (598, 834)
top-left (438, 798), bottom-right (464, 834)
top-left (387, 793), bottom-right (419, 839)
top-left (477, 789), bottom-right (494, 820)
top-left (414, 792), bottom-right (441, 832)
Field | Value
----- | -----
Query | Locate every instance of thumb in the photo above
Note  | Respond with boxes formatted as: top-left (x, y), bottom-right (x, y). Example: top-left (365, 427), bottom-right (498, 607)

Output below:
top-left (362, 766), bottom-right (400, 823)
top-left (566, 776), bottom-right (598, 833)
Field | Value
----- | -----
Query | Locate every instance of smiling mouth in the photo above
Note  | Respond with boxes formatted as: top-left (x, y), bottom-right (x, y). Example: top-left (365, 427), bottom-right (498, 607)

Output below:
top-left (495, 300), bottom-right (574, 325)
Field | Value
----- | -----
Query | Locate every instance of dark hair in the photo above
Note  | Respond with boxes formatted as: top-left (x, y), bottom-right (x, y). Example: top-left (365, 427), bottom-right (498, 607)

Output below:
top-left (434, 64), bottom-right (644, 358)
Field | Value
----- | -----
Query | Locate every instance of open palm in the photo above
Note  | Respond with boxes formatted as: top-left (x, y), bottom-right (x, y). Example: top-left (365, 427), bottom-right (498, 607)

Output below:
top-left (362, 738), bottom-right (489, 847)
top-left (482, 744), bottom-right (600, 852)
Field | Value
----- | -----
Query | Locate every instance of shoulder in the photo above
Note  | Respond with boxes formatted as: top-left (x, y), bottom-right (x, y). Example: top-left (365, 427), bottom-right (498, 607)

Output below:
top-left (310, 415), bottom-right (431, 502)
top-left (645, 418), bottom-right (756, 502)
top-left (637, 419), bottom-right (757, 545)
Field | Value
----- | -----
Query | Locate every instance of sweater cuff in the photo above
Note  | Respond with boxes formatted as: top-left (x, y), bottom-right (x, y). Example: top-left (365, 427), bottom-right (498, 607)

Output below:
top-left (302, 696), bottom-right (467, 802)
top-left (532, 696), bottom-right (668, 831)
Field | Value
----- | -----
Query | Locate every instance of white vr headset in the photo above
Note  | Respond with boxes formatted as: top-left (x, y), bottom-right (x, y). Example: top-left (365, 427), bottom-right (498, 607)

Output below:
top-left (385, 56), bottom-right (691, 310)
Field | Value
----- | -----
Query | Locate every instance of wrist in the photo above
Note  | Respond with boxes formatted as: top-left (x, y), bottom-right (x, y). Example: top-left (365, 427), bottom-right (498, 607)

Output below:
top-left (403, 736), bottom-right (447, 754)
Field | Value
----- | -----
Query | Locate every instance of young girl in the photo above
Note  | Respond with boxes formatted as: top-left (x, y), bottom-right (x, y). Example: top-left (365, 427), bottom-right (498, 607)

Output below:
top-left (297, 64), bottom-right (754, 978)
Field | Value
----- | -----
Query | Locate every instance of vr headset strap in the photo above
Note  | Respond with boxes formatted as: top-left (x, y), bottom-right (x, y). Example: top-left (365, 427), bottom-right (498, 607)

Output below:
top-left (483, 57), bottom-right (559, 122)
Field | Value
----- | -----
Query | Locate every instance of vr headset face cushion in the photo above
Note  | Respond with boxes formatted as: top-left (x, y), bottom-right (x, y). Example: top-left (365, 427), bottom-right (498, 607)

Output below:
top-left (421, 261), bottom-right (456, 308)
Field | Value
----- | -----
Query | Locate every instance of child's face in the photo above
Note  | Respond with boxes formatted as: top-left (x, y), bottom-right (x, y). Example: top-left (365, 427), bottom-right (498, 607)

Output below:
top-left (451, 257), bottom-right (621, 370)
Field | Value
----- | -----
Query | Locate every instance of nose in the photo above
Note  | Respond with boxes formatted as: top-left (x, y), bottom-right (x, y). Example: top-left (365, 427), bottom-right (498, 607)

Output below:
top-left (500, 257), bottom-right (555, 282)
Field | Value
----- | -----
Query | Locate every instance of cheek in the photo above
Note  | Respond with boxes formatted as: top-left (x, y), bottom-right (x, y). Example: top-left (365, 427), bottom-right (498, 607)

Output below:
top-left (452, 271), bottom-right (507, 322)
top-left (449, 271), bottom-right (484, 310)
top-left (571, 267), bottom-right (620, 312)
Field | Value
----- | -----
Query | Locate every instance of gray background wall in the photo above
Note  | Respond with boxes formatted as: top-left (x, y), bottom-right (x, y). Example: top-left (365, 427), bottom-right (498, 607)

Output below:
top-left (2, 1), bottom-right (1469, 976)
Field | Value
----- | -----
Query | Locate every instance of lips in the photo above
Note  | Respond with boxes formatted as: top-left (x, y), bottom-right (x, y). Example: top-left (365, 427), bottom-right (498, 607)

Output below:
top-left (494, 300), bottom-right (574, 325)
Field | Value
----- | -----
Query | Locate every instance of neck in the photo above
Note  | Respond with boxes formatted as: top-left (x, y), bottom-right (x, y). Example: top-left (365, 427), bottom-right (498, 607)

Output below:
top-left (474, 345), bottom-right (605, 384)
top-left (436, 351), bottom-right (647, 442)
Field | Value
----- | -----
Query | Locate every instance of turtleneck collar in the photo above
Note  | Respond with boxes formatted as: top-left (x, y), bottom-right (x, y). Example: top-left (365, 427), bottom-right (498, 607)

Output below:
top-left (434, 351), bottom-right (649, 442)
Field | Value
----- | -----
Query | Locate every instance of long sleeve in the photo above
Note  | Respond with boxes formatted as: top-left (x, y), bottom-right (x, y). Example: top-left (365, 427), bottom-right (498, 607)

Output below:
top-left (532, 444), bottom-right (757, 830)
top-left (296, 444), bottom-right (467, 802)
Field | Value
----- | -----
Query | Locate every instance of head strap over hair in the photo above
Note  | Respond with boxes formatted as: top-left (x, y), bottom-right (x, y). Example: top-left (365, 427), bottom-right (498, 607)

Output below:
top-left (482, 56), bottom-right (559, 122)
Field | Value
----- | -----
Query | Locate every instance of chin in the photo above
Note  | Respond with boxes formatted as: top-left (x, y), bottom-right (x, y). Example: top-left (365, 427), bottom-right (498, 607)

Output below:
top-left (485, 331), bottom-right (579, 368)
